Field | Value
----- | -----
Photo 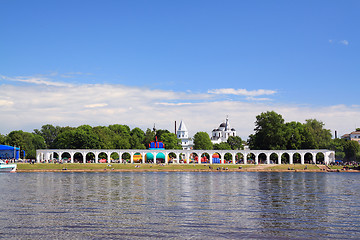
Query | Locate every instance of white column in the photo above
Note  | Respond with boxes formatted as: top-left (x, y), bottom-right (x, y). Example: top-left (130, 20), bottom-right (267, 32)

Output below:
top-left (107, 153), bottom-right (111, 163)
top-left (165, 153), bottom-right (168, 164)
top-left (232, 154), bottom-right (235, 164)
top-left (289, 153), bottom-right (293, 164)
top-left (186, 153), bottom-right (190, 164)
top-left (95, 154), bottom-right (98, 164)
top-left (142, 152), bottom-right (145, 164)
top-left (277, 152), bottom-right (281, 164)
top-left (255, 154), bottom-right (259, 164)
top-left (221, 154), bottom-right (224, 164)
top-left (266, 153), bottom-right (271, 164)
top-left (130, 153), bottom-right (134, 164)
top-left (153, 152), bottom-right (157, 164)
top-left (244, 154), bottom-right (247, 164)
top-left (301, 153), bottom-right (305, 165)
top-left (210, 154), bottom-right (213, 164)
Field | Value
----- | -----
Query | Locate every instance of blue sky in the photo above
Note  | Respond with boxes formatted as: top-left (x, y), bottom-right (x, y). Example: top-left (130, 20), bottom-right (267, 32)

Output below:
top-left (1, 0), bottom-right (359, 139)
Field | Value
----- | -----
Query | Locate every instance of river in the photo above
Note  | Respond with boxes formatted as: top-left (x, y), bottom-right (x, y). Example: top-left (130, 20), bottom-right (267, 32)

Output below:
top-left (0, 172), bottom-right (359, 239)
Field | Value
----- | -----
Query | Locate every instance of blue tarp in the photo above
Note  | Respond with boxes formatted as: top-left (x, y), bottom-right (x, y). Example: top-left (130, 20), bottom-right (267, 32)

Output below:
top-left (0, 145), bottom-right (20, 159)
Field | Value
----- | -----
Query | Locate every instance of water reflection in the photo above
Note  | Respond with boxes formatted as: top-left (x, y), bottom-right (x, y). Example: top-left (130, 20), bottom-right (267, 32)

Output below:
top-left (0, 172), bottom-right (359, 239)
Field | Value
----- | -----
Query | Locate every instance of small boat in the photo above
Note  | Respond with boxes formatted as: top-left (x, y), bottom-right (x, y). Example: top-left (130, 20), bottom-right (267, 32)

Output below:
top-left (0, 160), bottom-right (17, 172)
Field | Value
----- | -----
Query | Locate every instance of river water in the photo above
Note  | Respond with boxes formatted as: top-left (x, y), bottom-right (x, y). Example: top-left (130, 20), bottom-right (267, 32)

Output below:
top-left (0, 172), bottom-right (359, 239)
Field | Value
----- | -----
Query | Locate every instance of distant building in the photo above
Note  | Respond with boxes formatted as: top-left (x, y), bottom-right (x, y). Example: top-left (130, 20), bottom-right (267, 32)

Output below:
top-left (341, 130), bottom-right (360, 144)
top-left (176, 120), bottom-right (193, 150)
top-left (211, 116), bottom-right (236, 144)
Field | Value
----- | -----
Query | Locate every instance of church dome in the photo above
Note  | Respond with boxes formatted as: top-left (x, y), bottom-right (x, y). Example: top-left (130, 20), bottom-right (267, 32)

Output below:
top-left (219, 123), bottom-right (226, 127)
top-left (231, 128), bottom-right (236, 131)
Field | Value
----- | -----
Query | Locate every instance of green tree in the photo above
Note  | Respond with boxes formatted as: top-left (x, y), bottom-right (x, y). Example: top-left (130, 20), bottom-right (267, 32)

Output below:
top-left (304, 119), bottom-right (332, 149)
top-left (248, 111), bottom-right (287, 150)
top-left (143, 128), bottom-right (155, 148)
top-left (130, 127), bottom-right (145, 149)
top-left (344, 140), bottom-right (360, 161)
top-left (158, 132), bottom-right (182, 149)
top-left (109, 124), bottom-right (131, 149)
top-left (33, 124), bottom-right (62, 148)
top-left (0, 133), bottom-right (5, 145)
top-left (213, 142), bottom-right (231, 150)
top-left (227, 136), bottom-right (244, 150)
top-left (193, 132), bottom-right (213, 150)
top-left (328, 138), bottom-right (346, 160)
top-left (6, 130), bottom-right (46, 159)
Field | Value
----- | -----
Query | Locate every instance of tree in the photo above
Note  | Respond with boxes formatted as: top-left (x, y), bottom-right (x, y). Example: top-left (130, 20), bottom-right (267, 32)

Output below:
top-left (6, 130), bottom-right (46, 159)
top-left (130, 128), bottom-right (145, 149)
top-left (0, 133), bottom-right (5, 145)
top-left (213, 142), bottom-right (231, 150)
top-left (304, 119), bottom-right (332, 149)
top-left (227, 136), bottom-right (243, 150)
top-left (33, 124), bottom-right (62, 148)
top-left (193, 132), bottom-right (213, 150)
top-left (328, 138), bottom-right (346, 160)
top-left (158, 132), bottom-right (182, 149)
top-left (344, 140), bottom-right (360, 161)
top-left (143, 128), bottom-right (155, 148)
top-left (248, 111), bottom-right (287, 150)
top-left (109, 124), bottom-right (131, 149)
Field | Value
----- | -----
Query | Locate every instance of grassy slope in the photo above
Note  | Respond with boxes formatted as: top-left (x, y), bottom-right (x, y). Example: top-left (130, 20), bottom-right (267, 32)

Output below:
top-left (17, 163), bottom-right (318, 171)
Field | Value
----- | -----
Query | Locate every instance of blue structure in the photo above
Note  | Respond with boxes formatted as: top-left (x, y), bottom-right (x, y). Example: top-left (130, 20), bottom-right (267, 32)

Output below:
top-left (0, 145), bottom-right (21, 159)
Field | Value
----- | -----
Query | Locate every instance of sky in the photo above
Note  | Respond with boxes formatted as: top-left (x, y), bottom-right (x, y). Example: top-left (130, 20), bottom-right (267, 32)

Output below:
top-left (1, 0), bottom-right (360, 140)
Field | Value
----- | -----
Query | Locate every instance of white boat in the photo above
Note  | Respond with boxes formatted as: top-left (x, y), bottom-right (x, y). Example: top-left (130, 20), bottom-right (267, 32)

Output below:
top-left (0, 160), bottom-right (17, 172)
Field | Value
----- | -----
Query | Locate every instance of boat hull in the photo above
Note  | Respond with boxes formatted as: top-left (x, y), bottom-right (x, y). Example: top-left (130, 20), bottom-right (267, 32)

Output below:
top-left (0, 164), bottom-right (17, 172)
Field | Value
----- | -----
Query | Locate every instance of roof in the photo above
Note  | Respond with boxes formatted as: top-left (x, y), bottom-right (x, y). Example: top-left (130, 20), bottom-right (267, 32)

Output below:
top-left (177, 120), bottom-right (188, 132)
top-left (0, 145), bottom-right (20, 151)
top-left (350, 131), bottom-right (360, 135)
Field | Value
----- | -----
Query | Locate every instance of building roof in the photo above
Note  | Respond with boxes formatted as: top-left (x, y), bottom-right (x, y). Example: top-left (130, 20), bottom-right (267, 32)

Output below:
top-left (177, 120), bottom-right (188, 132)
top-left (0, 145), bottom-right (20, 150)
top-left (350, 131), bottom-right (360, 135)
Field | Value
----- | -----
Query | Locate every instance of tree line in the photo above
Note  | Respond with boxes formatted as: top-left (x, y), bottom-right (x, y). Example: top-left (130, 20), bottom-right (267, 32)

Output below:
top-left (0, 111), bottom-right (359, 161)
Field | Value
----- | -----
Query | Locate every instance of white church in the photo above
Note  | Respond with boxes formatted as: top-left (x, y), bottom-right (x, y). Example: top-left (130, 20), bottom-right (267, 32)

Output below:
top-left (176, 117), bottom-right (237, 149)
top-left (176, 120), bottom-right (194, 150)
top-left (210, 116), bottom-right (237, 144)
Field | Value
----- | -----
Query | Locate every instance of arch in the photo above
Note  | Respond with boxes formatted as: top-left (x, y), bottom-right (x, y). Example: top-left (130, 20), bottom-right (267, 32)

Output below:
top-left (236, 152), bottom-right (244, 164)
top-left (167, 152), bottom-right (177, 164)
top-left (85, 152), bottom-right (95, 163)
top-left (293, 153), bottom-right (301, 164)
top-left (270, 153), bottom-right (279, 164)
top-left (73, 152), bottom-right (84, 163)
top-left (258, 153), bottom-right (267, 164)
top-left (110, 152), bottom-right (119, 163)
top-left (281, 152), bottom-right (290, 164)
top-left (97, 152), bottom-right (108, 163)
top-left (201, 152), bottom-right (210, 163)
top-left (224, 152), bottom-right (232, 164)
top-left (61, 152), bottom-right (71, 162)
top-left (247, 153), bottom-right (256, 164)
top-left (304, 152), bottom-right (314, 164)
top-left (190, 152), bottom-right (199, 164)
top-left (212, 152), bottom-right (221, 164)
top-left (316, 152), bottom-right (325, 164)
top-left (133, 152), bottom-right (143, 163)
top-left (122, 152), bottom-right (130, 163)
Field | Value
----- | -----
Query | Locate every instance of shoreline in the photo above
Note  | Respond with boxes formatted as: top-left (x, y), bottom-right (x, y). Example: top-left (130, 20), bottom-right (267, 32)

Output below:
top-left (16, 169), bottom-right (358, 173)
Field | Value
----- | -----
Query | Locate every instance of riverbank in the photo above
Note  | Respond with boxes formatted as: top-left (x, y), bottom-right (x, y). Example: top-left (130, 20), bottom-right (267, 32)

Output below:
top-left (15, 163), bottom-right (359, 172)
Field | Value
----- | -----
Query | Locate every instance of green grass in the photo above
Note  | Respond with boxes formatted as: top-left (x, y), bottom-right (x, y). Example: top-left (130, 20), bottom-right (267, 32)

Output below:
top-left (18, 163), bottom-right (256, 171)
top-left (266, 164), bottom-right (320, 170)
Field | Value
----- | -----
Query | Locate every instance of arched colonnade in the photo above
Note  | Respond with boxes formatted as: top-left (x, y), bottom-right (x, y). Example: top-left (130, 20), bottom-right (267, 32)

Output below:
top-left (36, 149), bottom-right (335, 165)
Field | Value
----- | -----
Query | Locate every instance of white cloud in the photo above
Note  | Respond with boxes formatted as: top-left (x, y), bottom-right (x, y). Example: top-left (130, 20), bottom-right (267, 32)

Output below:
top-left (0, 75), bottom-right (72, 87)
top-left (208, 88), bottom-right (276, 97)
top-left (85, 103), bottom-right (108, 108)
top-left (0, 75), bottom-right (359, 141)
top-left (339, 40), bottom-right (349, 45)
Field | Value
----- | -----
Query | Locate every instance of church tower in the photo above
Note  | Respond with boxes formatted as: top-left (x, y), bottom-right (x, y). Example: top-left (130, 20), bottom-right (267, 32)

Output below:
top-left (177, 120), bottom-right (193, 150)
